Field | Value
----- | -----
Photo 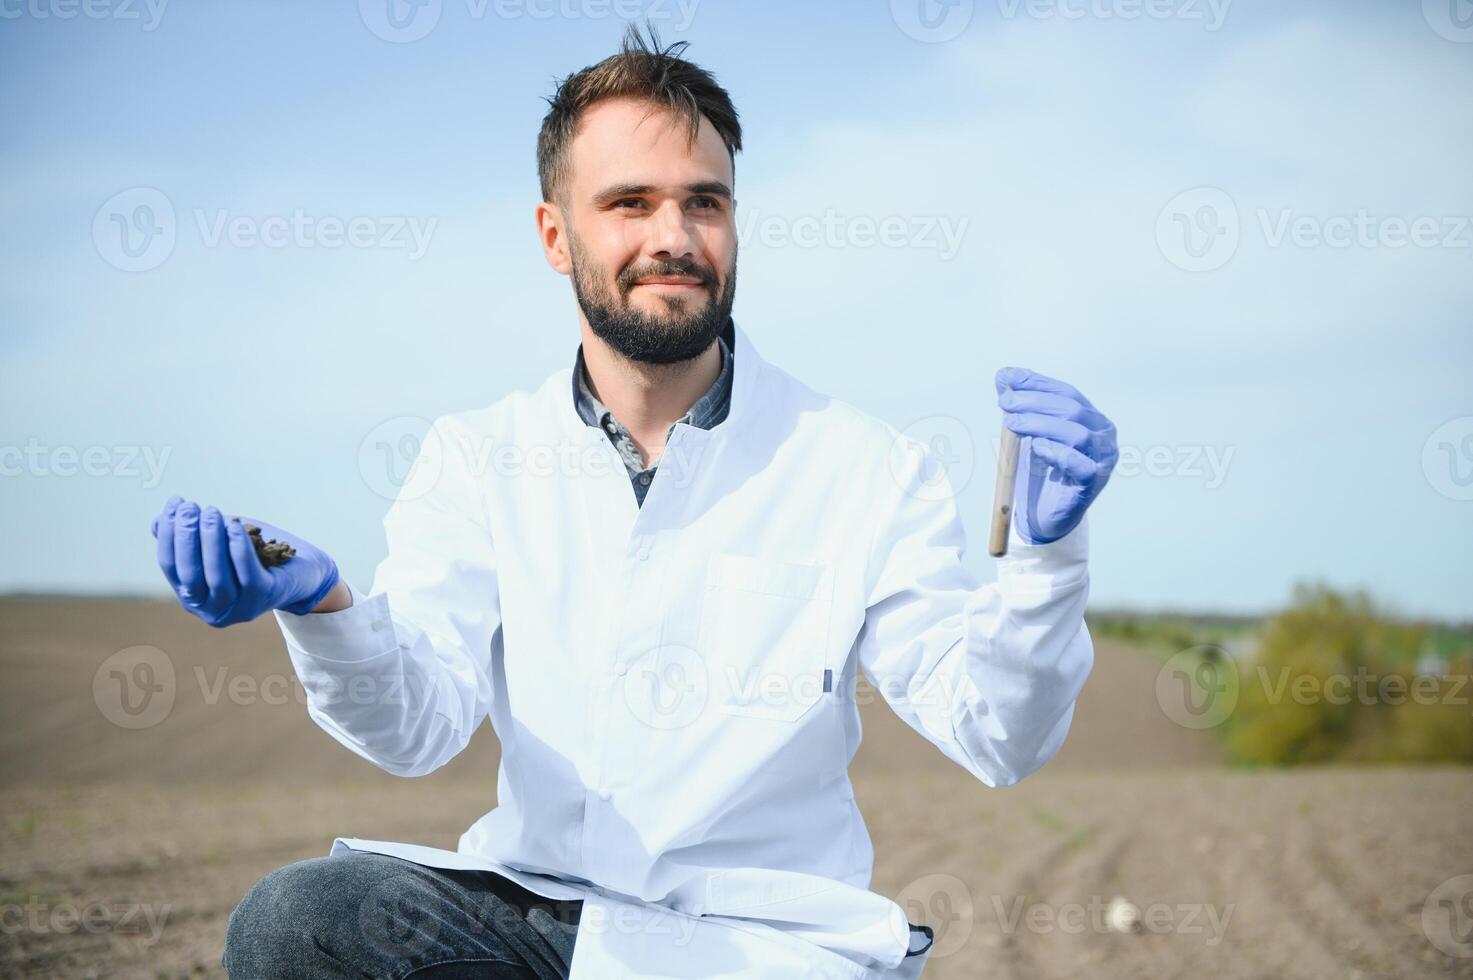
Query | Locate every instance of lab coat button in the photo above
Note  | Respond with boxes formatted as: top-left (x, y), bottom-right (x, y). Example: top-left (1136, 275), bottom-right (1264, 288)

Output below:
top-left (597, 788), bottom-right (611, 801)
top-left (636, 547), bottom-right (650, 561)
top-left (370, 619), bottom-right (389, 632)
top-left (615, 661), bottom-right (629, 676)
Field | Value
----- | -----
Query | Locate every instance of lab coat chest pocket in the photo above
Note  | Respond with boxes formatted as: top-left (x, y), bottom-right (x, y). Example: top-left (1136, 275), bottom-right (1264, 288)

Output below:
top-left (698, 553), bottom-right (835, 723)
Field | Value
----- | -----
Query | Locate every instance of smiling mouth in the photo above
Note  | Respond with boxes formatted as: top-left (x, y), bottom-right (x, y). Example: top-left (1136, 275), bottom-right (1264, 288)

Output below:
top-left (634, 277), bottom-right (706, 288)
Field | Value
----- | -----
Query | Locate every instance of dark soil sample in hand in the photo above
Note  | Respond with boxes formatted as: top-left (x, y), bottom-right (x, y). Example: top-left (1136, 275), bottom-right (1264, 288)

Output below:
top-left (244, 524), bottom-right (296, 567)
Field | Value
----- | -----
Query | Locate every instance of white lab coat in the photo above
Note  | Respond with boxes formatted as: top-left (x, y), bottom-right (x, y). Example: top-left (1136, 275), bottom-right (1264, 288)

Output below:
top-left (273, 319), bottom-right (1093, 979)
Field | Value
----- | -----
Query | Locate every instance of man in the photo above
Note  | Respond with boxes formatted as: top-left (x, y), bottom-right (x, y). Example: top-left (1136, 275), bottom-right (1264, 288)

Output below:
top-left (152, 24), bottom-right (1118, 980)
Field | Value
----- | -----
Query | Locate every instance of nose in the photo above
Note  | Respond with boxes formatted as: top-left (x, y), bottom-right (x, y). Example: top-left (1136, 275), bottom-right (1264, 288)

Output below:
top-left (643, 199), bottom-right (697, 260)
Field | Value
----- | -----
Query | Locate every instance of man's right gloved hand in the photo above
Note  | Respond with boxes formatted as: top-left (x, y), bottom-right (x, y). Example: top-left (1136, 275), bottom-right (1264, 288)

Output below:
top-left (151, 495), bottom-right (341, 627)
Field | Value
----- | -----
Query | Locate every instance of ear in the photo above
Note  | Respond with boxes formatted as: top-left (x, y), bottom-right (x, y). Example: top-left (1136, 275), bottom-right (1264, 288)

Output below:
top-left (536, 200), bottom-right (572, 276)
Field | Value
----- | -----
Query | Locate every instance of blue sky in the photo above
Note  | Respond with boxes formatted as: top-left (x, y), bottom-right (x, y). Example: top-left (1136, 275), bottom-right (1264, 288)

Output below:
top-left (2, 0), bottom-right (1470, 620)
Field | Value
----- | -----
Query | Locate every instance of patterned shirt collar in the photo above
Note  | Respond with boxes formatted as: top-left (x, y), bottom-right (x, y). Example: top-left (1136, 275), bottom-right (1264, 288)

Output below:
top-left (572, 330), bottom-right (734, 436)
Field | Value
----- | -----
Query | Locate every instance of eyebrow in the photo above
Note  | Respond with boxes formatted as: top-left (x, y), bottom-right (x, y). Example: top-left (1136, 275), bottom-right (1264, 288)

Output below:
top-left (591, 181), bottom-right (734, 205)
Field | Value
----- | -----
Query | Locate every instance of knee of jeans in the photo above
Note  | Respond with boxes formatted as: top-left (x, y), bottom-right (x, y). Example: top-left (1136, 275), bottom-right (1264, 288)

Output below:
top-left (223, 852), bottom-right (395, 977)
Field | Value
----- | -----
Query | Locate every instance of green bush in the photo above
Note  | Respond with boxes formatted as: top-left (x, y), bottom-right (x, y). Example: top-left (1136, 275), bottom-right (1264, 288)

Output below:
top-left (1223, 584), bottom-right (1472, 766)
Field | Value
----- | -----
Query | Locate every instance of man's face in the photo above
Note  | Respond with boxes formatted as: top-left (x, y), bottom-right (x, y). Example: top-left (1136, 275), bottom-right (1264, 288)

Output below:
top-left (555, 97), bottom-right (737, 365)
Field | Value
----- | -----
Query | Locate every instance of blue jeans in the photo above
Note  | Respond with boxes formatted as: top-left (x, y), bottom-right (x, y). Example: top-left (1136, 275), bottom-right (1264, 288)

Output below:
top-left (223, 851), bottom-right (581, 979)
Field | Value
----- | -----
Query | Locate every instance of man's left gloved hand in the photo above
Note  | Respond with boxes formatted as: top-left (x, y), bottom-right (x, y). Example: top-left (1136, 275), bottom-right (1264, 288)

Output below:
top-left (995, 367), bottom-right (1119, 545)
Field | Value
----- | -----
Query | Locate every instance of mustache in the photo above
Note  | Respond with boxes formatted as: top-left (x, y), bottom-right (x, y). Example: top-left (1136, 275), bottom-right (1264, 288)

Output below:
top-left (619, 262), bottom-right (718, 290)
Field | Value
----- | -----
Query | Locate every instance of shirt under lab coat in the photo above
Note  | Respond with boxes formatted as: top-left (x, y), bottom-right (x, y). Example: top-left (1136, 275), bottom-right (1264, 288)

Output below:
top-left (273, 318), bottom-right (1094, 979)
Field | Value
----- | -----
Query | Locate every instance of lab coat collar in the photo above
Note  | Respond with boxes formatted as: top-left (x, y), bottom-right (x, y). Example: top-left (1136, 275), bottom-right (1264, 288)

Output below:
top-left (560, 316), bottom-right (761, 444)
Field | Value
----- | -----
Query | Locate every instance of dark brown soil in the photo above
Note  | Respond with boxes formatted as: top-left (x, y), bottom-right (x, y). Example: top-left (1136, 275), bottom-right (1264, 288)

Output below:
top-left (2, 597), bottom-right (1468, 979)
top-left (242, 524), bottom-right (294, 568)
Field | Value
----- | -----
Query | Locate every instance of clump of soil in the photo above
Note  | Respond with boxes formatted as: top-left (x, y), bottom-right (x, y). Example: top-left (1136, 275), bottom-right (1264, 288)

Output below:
top-left (244, 524), bottom-right (295, 567)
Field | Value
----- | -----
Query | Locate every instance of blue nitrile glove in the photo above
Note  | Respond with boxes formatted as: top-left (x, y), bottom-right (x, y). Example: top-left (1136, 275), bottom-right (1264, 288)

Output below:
top-left (150, 495), bottom-right (340, 627)
top-left (995, 367), bottom-right (1119, 545)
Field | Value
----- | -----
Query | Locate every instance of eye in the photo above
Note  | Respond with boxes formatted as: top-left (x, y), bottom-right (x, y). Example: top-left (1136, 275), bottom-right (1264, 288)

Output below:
top-left (613, 198), bottom-right (645, 210)
top-left (690, 196), bottom-right (722, 210)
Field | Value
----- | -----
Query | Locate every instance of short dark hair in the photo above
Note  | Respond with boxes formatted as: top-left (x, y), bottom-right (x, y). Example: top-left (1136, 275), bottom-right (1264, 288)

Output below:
top-left (536, 22), bottom-right (742, 206)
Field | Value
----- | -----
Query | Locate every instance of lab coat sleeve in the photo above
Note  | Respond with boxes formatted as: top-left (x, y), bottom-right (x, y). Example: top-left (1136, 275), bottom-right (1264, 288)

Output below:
top-left (854, 433), bottom-right (1093, 787)
top-left (271, 413), bottom-right (500, 777)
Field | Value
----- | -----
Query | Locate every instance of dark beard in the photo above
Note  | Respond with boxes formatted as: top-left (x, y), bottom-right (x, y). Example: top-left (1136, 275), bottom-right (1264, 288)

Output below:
top-left (569, 231), bottom-right (737, 365)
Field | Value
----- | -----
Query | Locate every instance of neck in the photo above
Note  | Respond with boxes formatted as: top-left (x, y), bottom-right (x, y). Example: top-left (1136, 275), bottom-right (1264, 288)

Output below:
top-left (579, 323), bottom-right (722, 466)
